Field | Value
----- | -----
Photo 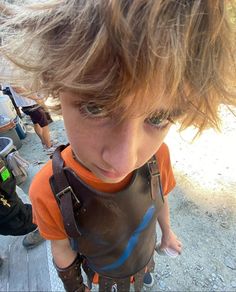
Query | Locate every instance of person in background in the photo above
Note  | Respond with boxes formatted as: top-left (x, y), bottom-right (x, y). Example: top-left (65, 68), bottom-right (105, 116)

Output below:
top-left (0, 157), bottom-right (44, 267)
top-left (3, 85), bottom-right (56, 154)
top-left (0, 84), bottom-right (22, 118)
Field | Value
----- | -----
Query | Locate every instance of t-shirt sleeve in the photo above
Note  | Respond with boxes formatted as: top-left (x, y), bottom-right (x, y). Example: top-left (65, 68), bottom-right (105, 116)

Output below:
top-left (155, 143), bottom-right (176, 196)
top-left (29, 161), bottom-right (67, 240)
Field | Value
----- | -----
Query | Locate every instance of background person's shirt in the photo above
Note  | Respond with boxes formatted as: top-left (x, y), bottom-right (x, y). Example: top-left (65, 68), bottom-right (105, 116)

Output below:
top-left (3, 84), bottom-right (37, 107)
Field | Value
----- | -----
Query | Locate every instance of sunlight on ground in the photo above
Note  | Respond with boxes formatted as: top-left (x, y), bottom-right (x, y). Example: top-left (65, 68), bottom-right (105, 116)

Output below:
top-left (166, 106), bottom-right (236, 194)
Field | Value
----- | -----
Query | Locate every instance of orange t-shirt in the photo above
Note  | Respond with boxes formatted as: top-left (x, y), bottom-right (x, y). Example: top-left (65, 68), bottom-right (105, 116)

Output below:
top-left (29, 143), bottom-right (176, 240)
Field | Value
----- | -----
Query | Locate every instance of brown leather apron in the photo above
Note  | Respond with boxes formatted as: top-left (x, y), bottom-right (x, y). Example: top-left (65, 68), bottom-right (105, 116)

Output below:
top-left (50, 145), bottom-right (164, 282)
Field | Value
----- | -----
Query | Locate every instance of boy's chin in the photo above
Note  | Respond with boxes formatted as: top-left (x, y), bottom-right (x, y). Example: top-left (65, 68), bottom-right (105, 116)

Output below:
top-left (94, 171), bottom-right (127, 184)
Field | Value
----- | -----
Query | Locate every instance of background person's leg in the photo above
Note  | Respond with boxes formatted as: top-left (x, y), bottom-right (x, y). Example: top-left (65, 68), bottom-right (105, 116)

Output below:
top-left (41, 125), bottom-right (52, 148)
top-left (33, 123), bottom-right (44, 145)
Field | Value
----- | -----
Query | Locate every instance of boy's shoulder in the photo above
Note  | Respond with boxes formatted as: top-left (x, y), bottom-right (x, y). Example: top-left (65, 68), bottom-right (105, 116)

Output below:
top-left (156, 143), bottom-right (175, 196)
top-left (29, 146), bottom-right (73, 198)
top-left (156, 143), bottom-right (170, 164)
top-left (156, 142), bottom-right (169, 154)
top-left (29, 158), bottom-right (53, 202)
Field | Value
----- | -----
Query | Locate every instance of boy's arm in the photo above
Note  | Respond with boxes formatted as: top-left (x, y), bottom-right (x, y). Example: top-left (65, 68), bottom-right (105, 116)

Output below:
top-left (51, 239), bottom-right (89, 292)
top-left (157, 198), bottom-right (182, 253)
top-left (51, 238), bottom-right (77, 268)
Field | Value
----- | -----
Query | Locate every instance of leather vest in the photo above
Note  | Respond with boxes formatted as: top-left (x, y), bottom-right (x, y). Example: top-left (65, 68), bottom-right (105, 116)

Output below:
top-left (50, 145), bottom-right (164, 279)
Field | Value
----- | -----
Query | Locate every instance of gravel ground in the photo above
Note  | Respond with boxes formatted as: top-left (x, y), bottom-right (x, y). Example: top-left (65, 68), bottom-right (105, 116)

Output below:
top-left (17, 104), bottom-right (236, 291)
top-left (156, 105), bottom-right (236, 291)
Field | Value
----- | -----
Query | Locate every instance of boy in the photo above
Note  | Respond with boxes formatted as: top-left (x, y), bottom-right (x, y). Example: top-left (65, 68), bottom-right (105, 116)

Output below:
top-left (1, 1), bottom-right (235, 291)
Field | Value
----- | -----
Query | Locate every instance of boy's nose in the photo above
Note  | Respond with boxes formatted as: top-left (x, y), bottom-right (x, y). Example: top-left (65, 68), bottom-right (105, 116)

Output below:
top-left (101, 121), bottom-right (141, 177)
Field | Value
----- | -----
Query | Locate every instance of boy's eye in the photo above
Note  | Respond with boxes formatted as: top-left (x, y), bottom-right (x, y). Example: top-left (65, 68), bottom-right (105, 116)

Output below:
top-left (146, 116), bottom-right (171, 129)
top-left (80, 104), bottom-right (108, 117)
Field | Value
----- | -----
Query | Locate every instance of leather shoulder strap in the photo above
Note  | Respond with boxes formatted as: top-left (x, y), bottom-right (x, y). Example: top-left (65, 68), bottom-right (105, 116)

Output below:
top-left (51, 145), bottom-right (81, 238)
top-left (147, 155), bottom-right (164, 205)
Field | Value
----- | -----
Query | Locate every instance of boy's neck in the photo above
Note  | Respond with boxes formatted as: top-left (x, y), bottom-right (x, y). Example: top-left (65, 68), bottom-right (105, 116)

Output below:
top-left (72, 151), bottom-right (91, 173)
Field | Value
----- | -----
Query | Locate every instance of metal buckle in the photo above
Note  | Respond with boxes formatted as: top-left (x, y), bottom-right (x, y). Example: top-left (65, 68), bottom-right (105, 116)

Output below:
top-left (148, 160), bottom-right (160, 177)
top-left (56, 186), bottom-right (81, 205)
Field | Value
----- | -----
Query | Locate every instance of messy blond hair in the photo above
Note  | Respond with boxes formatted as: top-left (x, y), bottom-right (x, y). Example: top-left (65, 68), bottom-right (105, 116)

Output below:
top-left (1, 0), bottom-right (236, 133)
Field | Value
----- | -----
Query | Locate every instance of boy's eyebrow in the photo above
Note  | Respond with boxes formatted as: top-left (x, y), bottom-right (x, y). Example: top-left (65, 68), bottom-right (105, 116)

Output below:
top-left (151, 108), bottom-right (184, 119)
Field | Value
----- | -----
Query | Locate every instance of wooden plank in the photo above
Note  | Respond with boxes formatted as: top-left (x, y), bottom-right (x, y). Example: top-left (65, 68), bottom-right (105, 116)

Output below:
top-left (8, 236), bottom-right (29, 291)
top-left (0, 243), bottom-right (10, 292)
top-left (28, 241), bottom-right (51, 291)
top-left (0, 235), bottom-right (17, 292)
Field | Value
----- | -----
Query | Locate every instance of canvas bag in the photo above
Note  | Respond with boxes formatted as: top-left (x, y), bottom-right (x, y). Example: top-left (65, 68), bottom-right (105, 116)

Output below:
top-left (6, 150), bottom-right (29, 185)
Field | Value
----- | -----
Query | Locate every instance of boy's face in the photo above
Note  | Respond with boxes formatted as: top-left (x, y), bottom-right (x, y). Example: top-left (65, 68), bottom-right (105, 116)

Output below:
top-left (60, 91), bottom-right (173, 183)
